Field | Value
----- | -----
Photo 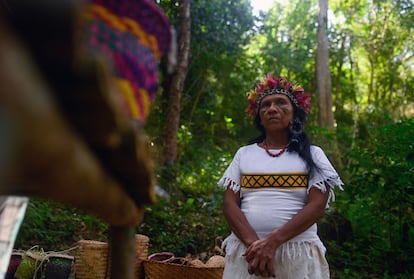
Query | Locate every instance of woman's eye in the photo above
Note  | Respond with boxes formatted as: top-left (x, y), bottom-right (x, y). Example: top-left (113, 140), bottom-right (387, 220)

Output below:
top-left (262, 102), bottom-right (270, 108)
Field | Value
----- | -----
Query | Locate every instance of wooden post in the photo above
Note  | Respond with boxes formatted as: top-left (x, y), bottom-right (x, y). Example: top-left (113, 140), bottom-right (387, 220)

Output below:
top-left (109, 227), bottom-right (137, 279)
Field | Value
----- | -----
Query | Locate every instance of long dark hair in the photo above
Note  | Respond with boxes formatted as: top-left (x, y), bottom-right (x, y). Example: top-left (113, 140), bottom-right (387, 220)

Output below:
top-left (248, 106), bottom-right (318, 176)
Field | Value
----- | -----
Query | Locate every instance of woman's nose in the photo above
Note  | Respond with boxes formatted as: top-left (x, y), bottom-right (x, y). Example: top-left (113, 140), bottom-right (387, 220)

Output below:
top-left (268, 102), bottom-right (279, 112)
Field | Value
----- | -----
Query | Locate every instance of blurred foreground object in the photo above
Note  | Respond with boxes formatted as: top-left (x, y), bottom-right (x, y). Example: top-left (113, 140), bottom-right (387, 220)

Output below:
top-left (0, 197), bottom-right (28, 278)
top-left (0, 0), bottom-right (171, 277)
top-left (82, 0), bottom-right (172, 125)
top-left (0, 0), bottom-right (172, 225)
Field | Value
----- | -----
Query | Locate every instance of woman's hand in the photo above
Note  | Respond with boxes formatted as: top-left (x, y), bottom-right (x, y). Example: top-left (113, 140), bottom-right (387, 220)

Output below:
top-left (244, 236), bottom-right (278, 278)
top-left (242, 186), bottom-right (330, 277)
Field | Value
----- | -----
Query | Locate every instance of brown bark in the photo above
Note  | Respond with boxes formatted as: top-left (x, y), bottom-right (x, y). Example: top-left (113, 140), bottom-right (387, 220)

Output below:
top-left (163, 0), bottom-right (191, 164)
top-left (316, 0), bottom-right (334, 128)
top-left (316, 0), bottom-right (343, 170)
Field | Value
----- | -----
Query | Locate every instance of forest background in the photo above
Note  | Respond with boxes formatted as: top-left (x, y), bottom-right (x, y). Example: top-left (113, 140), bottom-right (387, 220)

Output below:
top-left (14, 0), bottom-right (414, 278)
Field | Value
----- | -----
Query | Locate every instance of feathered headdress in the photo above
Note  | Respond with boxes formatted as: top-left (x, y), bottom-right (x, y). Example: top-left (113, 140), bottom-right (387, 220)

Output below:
top-left (246, 74), bottom-right (311, 117)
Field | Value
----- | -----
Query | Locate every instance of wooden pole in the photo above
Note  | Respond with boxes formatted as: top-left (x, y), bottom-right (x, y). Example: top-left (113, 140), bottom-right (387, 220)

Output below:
top-left (109, 227), bottom-right (136, 279)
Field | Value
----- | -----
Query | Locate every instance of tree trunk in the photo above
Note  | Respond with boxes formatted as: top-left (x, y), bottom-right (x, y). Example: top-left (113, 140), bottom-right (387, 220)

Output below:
top-left (334, 34), bottom-right (346, 111)
top-left (162, 0), bottom-right (190, 193)
top-left (316, 0), bottom-right (334, 129)
top-left (316, 0), bottom-right (343, 169)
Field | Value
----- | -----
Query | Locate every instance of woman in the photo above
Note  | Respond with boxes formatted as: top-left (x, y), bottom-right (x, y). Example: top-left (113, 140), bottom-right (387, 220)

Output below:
top-left (218, 74), bottom-right (343, 278)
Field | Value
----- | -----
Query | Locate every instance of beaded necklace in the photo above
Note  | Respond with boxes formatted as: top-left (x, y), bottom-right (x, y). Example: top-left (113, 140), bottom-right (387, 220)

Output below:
top-left (263, 140), bottom-right (289, 157)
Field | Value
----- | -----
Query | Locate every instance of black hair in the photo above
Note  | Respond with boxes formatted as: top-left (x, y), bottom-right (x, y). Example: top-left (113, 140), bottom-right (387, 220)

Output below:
top-left (248, 106), bottom-right (319, 176)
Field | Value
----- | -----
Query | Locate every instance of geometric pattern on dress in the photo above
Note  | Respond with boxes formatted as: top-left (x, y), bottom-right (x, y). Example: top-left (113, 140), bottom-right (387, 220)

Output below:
top-left (241, 173), bottom-right (308, 188)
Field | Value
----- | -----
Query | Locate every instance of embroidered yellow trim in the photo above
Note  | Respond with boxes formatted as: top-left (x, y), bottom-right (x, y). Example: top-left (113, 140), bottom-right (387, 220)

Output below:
top-left (241, 173), bottom-right (308, 188)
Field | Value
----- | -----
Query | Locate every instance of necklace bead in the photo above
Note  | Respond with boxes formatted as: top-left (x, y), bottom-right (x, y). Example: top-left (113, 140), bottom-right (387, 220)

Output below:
top-left (263, 140), bottom-right (289, 157)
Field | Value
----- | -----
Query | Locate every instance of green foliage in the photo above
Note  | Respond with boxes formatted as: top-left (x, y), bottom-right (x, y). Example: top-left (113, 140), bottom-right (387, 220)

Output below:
top-left (190, 0), bottom-right (254, 55)
top-left (329, 0), bottom-right (414, 118)
top-left (139, 193), bottom-right (229, 257)
top-left (139, 136), bottom-right (236, 256)
top-left (148, 0), bottom-right (258, 166)
top-left (330, 118), bottom-right (414, 277)
top-left (257, 0), bottom-right (318, 85)
top-left (14, 199), bottom-right (108, 251)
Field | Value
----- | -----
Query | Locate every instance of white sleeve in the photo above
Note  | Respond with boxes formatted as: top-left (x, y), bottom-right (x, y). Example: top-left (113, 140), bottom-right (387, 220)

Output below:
top-left (308, 146), bottom-right (344, 207)
top-left (217, 148), bottom-right (242, 193)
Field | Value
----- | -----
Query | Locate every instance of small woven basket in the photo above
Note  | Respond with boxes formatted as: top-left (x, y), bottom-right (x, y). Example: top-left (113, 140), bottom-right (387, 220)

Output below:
top-left (143, 260), bottom-right (224, 279)
top-left (45, 253), bottom-right (74, 279)
top-left (14, 251), bottom-right (47, 279)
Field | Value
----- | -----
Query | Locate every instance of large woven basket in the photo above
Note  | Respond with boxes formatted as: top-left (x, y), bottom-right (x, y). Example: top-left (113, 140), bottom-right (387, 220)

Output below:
top-left (74, 235), bottom-right (149, 279)
top-left (75, 240), bottom-right (108, 279)
top-left (134, 234), bottom-right (150, 279)
top-left (143, 260), bottom-right (224, 279)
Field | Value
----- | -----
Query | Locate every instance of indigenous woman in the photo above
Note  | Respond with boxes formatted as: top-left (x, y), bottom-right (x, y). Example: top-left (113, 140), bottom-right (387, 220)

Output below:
top-left (218, 74), bottom-right (343, 278)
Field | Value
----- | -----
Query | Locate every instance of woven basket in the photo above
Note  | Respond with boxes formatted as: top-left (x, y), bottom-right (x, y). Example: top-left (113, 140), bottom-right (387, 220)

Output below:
top-left (143, 260), bottom-right (224, 279)
top-left (75, 240), bottom-right (109, 279)
top-left (134, 234), bottom-right (150, 279)
top-left (45, 253), bottom-right (74, 279)
top-left (15, 251), bottom-right (47, 279)
top-left (74, 235), bottom-right (149, 279)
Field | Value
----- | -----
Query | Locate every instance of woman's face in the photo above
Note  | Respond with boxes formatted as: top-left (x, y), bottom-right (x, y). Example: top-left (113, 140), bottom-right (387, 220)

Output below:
top-left (259, 94), bottom-right (294, 132)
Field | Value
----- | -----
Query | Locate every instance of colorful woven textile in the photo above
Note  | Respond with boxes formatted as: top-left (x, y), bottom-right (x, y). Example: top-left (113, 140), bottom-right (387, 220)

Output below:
top-left (82, 0), bottom-right (171, 124)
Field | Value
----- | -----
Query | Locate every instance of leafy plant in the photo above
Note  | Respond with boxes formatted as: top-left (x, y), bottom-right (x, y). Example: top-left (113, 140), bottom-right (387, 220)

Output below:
top-left (15, 199), bottom-right (108, 251)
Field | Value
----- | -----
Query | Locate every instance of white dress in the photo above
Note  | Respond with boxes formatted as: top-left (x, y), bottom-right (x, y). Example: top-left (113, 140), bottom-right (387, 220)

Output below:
top-left (218, 144), bottom-right (343, 279)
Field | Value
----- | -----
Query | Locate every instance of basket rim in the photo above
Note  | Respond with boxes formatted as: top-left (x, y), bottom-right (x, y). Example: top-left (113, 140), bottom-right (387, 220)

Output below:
top-left (143, 260), bottom-right (224, 270)
top-left (77, 239), bottom-right (108, 244)
top-left (47, 253), bottom-right (75, 260)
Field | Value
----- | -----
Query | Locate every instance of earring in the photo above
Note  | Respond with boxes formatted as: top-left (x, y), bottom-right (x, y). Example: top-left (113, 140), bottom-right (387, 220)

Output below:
top-left (289, 118), bottom-right (303, 135)
top-left (289, 118), bottom-right (303, 147)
